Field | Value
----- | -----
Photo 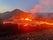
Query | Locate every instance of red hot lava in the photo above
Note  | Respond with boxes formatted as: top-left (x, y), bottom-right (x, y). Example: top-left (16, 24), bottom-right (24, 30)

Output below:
top-left (3, 13), bottom-right (53, 32)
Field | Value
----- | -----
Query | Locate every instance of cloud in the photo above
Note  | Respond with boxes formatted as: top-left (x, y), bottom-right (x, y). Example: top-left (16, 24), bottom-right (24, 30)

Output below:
top-left (30, 0), bottom-right (53, 14)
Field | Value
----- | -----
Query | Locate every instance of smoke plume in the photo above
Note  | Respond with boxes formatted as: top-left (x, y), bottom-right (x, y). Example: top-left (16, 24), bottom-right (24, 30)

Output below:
top-left (30, 0), bottom-right (53, 14)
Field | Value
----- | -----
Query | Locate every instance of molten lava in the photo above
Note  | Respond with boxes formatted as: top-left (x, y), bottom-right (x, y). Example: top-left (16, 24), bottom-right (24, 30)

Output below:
top-left (3, 13), bottom-right (53, 26)
top-left (24, 18), bottom-right (32, 21)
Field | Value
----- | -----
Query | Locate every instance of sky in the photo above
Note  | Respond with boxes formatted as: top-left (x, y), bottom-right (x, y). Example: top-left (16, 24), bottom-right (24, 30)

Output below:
top-left (0, 0), bottom-right (53, 13)
top-left (0, 0), bottom-right (39, 13)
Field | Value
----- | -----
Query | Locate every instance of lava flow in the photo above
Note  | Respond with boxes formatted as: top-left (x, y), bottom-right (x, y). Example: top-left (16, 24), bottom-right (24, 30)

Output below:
top-left (3, 13), bottom-right (53, 27)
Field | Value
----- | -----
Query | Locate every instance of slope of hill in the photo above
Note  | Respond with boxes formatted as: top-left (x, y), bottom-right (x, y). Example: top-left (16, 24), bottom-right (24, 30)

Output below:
top-left (36, 13), bottom-right (53, 19)
top-left (0, 9), bottom-right (25, 21)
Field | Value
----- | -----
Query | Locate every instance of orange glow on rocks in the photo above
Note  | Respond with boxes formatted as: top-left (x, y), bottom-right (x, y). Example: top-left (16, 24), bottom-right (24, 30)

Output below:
top-left (18, 13), bottom-right (33, 20)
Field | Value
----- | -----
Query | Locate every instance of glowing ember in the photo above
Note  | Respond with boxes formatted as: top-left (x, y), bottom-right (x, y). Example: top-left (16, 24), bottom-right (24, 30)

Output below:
top-left (24, 18), bottom-right (32, 21)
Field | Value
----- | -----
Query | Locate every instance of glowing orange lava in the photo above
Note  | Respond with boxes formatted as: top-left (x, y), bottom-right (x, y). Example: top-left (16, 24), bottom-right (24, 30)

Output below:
top-left (24, 18), bottom-right (32, 21)
top-left (2, 13), bottom-right (53, 27)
